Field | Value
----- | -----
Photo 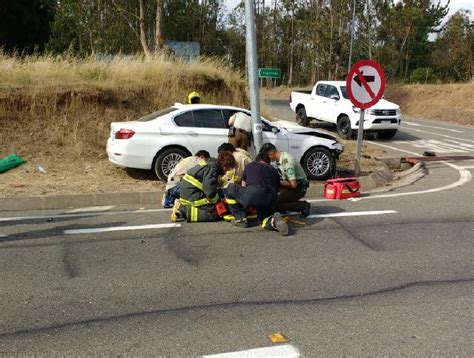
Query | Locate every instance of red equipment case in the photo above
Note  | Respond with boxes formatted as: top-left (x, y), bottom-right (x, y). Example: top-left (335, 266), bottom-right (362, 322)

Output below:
top-left (324, 177), bottom-right (361, 200)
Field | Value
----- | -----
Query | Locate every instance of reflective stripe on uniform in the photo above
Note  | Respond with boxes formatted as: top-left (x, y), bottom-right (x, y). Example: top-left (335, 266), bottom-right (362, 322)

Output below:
top-left (183, 174), bottom-right (204, 191)
top-left (180, 198), bottom-right (211, 207)
top-left (261, 215), bottom-right (272, 228)
top-left (226, 198), bottom-right (238, 205)
top-left (190, 206), bottom-right (199, 222)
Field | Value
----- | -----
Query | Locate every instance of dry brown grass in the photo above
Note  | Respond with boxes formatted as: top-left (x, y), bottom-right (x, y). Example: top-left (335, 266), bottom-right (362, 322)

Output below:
top-left (385, 83), bottom-right (474, 125)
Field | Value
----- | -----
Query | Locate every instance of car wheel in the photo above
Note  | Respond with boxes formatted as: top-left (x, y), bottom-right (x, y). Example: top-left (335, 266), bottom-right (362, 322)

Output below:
top-left (296, 107), bottom-right (310, 127)
top-left (154, 148), bottom-right (188, 181)
top-left (337, 116), bottom-right (354, 140)
top-left (302, 147), bottom-right (335, 180)
top-left (377, 129), bottom-right (398, 140)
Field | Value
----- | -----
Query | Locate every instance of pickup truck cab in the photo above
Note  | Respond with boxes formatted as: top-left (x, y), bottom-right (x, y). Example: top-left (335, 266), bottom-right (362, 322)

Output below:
top-left (290, 81), bottom-right (401, 139)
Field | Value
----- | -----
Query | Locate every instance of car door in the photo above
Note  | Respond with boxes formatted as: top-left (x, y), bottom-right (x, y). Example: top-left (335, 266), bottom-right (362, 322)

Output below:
top-left (308, 83), bottom-right (327, 120)
top-left (186, 109), bottom-right (228, 154)
top-left (320, 84), bottom-right (341, 123)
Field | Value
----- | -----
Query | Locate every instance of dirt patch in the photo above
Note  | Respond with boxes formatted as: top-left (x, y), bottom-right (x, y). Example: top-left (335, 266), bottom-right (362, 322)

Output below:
top-left (0, 156), bottom-right (165, 198)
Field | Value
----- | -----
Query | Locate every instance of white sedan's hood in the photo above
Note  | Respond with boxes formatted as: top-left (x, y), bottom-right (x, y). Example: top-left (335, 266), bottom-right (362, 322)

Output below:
top-left (273, 120), bottom-right (338, 141)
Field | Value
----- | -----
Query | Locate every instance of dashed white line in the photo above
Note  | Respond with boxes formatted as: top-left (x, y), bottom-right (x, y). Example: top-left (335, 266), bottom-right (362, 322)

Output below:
top-left (307, 210), bottom-right (397, 219)
top-left (202, 344), bottom-right (300, 358)
top-left (402, 121), bottom-right (464, 133)
top-left (0, 208), bottom-right (170, 223)
top-left (64, 223), bottom-right (180, 235)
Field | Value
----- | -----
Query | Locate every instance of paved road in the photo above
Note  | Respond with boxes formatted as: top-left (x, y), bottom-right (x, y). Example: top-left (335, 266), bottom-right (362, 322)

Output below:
top-left (264, 98), bottom-right (474, 158)
top-left (1, 155), bottom-right (473, 355)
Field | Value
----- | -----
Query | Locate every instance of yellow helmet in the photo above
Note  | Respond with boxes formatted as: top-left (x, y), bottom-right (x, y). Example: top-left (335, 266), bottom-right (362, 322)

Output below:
top-left (187, 91), bottom-right (201, 104)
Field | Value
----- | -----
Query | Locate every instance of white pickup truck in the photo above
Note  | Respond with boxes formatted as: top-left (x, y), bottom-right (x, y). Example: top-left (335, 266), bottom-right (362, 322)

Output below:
top-left (290, 81), bottom-right (401, 139)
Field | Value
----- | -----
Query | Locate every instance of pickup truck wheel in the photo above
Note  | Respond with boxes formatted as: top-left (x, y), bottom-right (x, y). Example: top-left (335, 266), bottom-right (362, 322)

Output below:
top-left (377, 129), bottom-right (398, 140)
top-left (153, 148), bottom-right (188, 181)
top-left (302, 147), bottom-right (334, 180)
top-left (337, 116), bottom-right (354, 140)
top-left (296, 107), bottom-right (310, 127)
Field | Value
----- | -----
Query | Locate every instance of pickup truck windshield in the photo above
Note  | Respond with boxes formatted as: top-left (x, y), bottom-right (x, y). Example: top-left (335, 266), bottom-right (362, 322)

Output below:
top-left (340, 86), bottom-right (349, 99)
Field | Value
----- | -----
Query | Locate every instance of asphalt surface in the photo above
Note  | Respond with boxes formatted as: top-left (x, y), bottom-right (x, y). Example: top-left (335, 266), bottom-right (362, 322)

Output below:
top-left (0, 100), bottom-right (473, 355)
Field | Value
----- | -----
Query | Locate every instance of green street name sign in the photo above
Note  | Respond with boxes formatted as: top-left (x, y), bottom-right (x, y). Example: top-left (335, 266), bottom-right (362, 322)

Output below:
top-left (258, 68), bottom-right (281, 78)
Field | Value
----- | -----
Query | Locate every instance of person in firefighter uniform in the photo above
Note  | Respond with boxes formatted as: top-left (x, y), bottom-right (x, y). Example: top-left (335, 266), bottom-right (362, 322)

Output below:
top-left (171, 152), bottom-right (235, 223)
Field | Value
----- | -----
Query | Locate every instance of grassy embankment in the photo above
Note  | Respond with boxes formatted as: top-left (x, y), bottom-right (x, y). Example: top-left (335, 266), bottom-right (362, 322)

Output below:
top-left (0, 54), bottom-right (248, 197)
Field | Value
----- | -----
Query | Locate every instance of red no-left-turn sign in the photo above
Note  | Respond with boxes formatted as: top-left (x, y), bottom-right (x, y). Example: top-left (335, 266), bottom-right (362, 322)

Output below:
top-left (346, 59), bottom-right (385, 109)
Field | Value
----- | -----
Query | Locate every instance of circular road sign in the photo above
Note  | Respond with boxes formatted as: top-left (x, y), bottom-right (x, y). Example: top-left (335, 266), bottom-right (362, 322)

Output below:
top-left (346, 59), bottom-right (385, 109)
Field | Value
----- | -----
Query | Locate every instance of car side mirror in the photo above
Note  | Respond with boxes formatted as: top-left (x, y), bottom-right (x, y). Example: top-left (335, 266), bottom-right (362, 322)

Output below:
top-left (330, 94), bottom-right (340, 101)
top-left (271, 126), bottom-right (280, 134)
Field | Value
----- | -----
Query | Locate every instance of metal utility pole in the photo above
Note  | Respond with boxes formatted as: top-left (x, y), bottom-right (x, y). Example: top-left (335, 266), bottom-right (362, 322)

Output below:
top-left (347, 0), bottom-right (357, 73)
top-left (244, 0), bottom-right (263, 152)
top-left (354, 109), bottom-right (365, 177)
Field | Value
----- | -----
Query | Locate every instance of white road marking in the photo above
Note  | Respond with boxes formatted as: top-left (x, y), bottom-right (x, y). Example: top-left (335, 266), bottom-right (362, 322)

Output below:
top-left (390, 139), bottom-right (472, 153)
top-left (64, 223), bottom-right (180, 235)
top-left (367, 141), bottom-right (420, 155)
top-left (400, 126), bottom-right (474, 143)
top-left (202, 344), bottom-right (300, 358)
top-left (0, 208), bottom-right (170, 223)
top-left (66, 205), bottom-right (116, 213)
top-left (402, 121), bottom-right (464, 133)
top-left (308, 210), bottom-right (397, 219)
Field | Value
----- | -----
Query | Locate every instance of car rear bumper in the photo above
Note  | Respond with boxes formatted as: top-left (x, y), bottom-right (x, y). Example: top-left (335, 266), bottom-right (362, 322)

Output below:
top-left (106, 139), bottom-right (152, 170)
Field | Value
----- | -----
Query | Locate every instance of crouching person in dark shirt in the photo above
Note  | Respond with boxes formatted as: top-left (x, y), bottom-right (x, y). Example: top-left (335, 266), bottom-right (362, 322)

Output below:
top-left (223, 153), bottom-right (289, 236)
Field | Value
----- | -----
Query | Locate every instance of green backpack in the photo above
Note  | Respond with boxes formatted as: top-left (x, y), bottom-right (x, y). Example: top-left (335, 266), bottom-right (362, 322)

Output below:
top-left (0, 153), bottom-right (26, 173)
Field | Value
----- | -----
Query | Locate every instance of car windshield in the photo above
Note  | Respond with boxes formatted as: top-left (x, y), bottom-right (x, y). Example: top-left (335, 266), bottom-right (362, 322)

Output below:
top-left (340, 86), bottom-right (349, 99)
top-left (138, 107), bottom-right (178, 122)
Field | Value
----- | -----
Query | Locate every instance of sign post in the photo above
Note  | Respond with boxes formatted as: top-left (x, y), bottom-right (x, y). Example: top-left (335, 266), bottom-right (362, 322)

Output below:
top-left (244, 0), bottom-right (263, 152)
top-left (346, 59), bottom-right (386, 176)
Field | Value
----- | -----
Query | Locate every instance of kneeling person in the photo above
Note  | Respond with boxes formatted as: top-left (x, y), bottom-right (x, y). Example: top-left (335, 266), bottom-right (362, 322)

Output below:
top-left (172, 155), bottom-right (220, 223)
top-left (260, 143), bottom-right (311, 218)
top-left (223, 153), bottom-right (288, 236)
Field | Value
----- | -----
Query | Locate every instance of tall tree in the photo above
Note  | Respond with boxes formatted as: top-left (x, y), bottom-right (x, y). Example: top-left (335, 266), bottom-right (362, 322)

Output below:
top-left (0, 0), bottom-right (56, 53)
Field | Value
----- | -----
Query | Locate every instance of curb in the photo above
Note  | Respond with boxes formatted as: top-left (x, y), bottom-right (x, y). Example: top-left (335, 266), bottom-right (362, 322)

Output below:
top-left (0, 191), bottom-right (163, 212)
top-left (0, 159), bottom-right (426, 212)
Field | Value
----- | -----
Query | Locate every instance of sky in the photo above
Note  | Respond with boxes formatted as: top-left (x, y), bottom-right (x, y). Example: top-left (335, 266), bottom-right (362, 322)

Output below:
top-left (223, 0), bottom-right (474, 20)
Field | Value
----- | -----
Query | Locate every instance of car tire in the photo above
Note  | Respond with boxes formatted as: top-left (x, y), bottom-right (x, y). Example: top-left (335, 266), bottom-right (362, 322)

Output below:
top-left (301, 147), bottom-right (335, 181)
top-left (154, 148), bottom-right (188, 181)
top-left (296, 107), bottom-right (310, 127)
top-left (337, 116), bottom-right (354, 140)
top-left (377, 129), bottom-right (398, 140)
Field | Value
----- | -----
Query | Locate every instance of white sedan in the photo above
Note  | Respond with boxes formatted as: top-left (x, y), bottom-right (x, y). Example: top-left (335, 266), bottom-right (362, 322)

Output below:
top-left (106, 104), bottom-right (343, 181)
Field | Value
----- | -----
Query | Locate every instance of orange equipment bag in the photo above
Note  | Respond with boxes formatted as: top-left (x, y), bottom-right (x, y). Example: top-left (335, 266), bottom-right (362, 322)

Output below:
top-left (324, 177), bottom-right (361, 200)
top-left (215, 201), bottom-right (228, 217)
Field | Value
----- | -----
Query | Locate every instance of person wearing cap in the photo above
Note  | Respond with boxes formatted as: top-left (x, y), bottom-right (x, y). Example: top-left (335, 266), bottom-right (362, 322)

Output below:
top-left (187, 91), bottom-right (201, 104)
top-left (259, 143), bottom-right (311, 218)
top-left (228, 112), bottom-right (252, 150)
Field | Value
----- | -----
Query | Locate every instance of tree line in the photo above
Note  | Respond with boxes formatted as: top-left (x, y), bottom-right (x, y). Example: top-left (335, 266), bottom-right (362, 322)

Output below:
top-left (1, 0), bottom-right (472, 83)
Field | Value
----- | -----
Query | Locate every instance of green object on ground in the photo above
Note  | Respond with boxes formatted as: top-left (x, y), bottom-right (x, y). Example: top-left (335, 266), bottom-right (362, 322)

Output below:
top-left (0, 153), bottom-right (26, 173)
